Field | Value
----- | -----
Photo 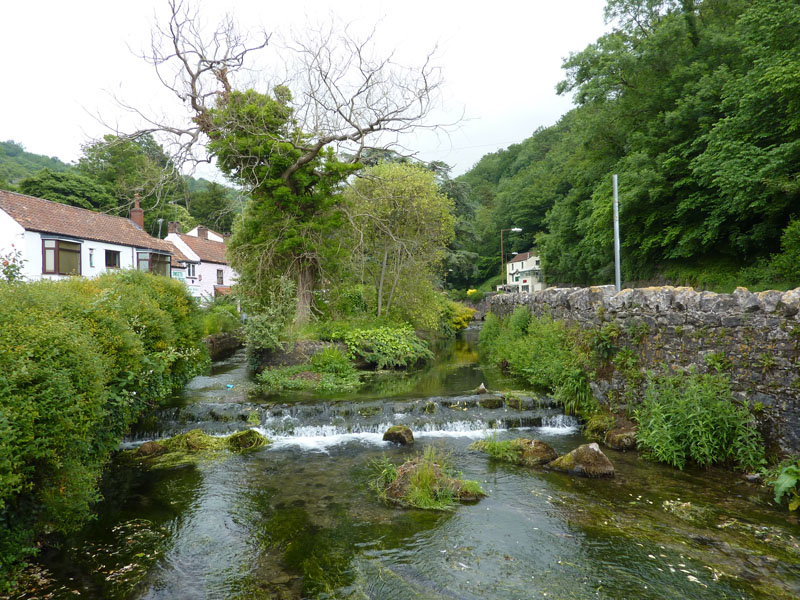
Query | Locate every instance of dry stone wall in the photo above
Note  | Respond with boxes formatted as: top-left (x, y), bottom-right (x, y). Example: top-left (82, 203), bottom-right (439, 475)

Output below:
top-left (490, 285), bottom-right (800, 454)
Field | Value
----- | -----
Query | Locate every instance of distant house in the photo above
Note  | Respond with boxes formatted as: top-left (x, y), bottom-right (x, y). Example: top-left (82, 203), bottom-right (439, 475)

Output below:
top-left (0, 190), bottom-right (174, 281)
top-left (503, 250), bottom-right (544, 293)
top-left (164, 222), bottom-right (237, 299)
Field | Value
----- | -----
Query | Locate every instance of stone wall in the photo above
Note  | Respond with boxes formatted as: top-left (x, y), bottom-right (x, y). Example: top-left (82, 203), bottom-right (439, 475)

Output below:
top-left (204, 330), bottom-right (244, 361)
top-left (490, 285), bottom-right (800, 454)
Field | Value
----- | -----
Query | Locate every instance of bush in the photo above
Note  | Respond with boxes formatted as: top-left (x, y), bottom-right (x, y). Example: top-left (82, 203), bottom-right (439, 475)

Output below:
top-left (634, 371), bottom-right (765, 471)
top-left (478, 312), bottom-right (599, 418)
top-left (0, 272), bottom-right (207, 590)
top-left (201, 297), bottom-right (241, 336)
top-left (342, 325), bottom-right (433, 369)
top-left (765, 458), bottom-right (800, 511)
top-left (241, 276), bottom-right (296, 359)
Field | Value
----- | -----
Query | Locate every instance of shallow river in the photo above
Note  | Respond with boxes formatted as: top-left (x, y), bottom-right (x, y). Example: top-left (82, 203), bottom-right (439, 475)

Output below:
top-left (14, 328), bottom-right (800, 599)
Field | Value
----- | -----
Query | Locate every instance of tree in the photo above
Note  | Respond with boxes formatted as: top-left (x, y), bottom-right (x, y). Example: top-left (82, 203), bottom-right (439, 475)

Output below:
top-left (18, 169), bottom-right (115, 211)
top-left (188, 181), bottom-right (239, 233)
top-left (344, 163), bottom-right (454, 317)
top-left (122, 0), bottom-right (447, 323)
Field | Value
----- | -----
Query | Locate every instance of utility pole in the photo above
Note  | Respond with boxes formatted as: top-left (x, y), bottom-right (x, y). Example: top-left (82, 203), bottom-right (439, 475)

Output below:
top-left (500, 227), bottom-right (522, 291)
top-left (613, 174), bottom-right (621, 292)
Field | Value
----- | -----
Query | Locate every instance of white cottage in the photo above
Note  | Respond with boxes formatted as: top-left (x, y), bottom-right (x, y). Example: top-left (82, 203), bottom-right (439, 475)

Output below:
top-left (0, 190), bottom-right (173, 281)
top-left (164, 223), bottom-right (237, 300)
top-left (504, 250), bottom-right (544, 293)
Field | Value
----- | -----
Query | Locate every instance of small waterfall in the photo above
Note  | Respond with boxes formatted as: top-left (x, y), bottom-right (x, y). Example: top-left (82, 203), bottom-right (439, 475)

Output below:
top-left (125, 391), bottom-right (582, 452)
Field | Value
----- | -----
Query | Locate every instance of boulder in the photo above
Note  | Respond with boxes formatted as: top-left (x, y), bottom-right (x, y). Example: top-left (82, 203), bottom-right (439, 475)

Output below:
top-left (547, 442), bottom-right (615, 478)
top-left (476, 383), bottom-right (489, 394)
top-left (383, 425), bottom-right (414, 445)
top-left (515, 439), bottom-right (559, 467)
top-left (604, 426), bottom-right (637, 451)
top-left (478, 396), bottom-right (504, 409)
top-left (136, 441), bottom-right (166, 457)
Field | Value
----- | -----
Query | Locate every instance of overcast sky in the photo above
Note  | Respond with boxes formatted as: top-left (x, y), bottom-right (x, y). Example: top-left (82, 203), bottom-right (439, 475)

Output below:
top-left (1, 0), bottom-right (610, 178)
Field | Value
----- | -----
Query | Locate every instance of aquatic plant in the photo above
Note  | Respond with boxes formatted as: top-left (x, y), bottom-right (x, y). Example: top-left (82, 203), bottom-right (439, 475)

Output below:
top-left (635, 371), bottom-right (765, 471)
top-left (371, 446), bottom-right (485, 510)
top-left (469, 436), bottom-right (558, 467)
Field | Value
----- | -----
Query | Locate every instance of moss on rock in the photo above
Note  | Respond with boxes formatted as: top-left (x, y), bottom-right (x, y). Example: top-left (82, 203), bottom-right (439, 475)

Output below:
top-left (547, 443), bottom-right (615, 478)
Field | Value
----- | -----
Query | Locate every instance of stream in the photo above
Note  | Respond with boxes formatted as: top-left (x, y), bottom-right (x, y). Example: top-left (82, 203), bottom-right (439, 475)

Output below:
top-left (12, 327), bottom-right (800, 599)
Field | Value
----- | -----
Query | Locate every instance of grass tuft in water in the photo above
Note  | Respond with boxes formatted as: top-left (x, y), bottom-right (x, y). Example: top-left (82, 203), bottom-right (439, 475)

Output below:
top-left (470, 435), bottom-right (558, 467)
top-left (371, 446), bottom-right (485, 510)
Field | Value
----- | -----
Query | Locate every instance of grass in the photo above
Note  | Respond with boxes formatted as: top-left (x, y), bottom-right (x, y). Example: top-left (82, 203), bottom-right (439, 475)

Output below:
top-left (255, 347), bottom-right (363, 395)
top-left (371, 446), bottom-right (485, 510)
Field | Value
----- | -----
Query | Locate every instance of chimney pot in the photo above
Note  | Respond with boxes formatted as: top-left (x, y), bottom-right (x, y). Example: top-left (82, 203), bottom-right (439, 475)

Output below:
top-left (197, 226), bottom-right (208, 240)
top-left (130, 194), bottom-right (144, 228)
top-left (168, 221), bottom-right (181, 234)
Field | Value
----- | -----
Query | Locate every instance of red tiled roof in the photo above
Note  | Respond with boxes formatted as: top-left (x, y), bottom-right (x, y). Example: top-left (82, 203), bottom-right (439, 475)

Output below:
top-left (0, 190), bottom-right (172, 252)
top-left (509, 251), bottom-right (532, 264)
top-left (176, 233), bottom-right (228, 264)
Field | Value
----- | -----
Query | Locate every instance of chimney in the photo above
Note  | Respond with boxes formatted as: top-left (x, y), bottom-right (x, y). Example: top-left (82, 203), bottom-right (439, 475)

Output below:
top-left (130, 194), bottom-right (144, 229)
top-left (168, 221), bottom-right (181, 234)
top-left (197, 226), bottom-right (208, 240)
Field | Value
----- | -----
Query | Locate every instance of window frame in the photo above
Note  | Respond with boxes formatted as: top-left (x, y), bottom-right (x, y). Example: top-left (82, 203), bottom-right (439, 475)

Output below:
top-left (217, 268), bottom-right (224, 285)
top-left (42, 238), bottom-right (82, 276)
top-left (105, 249), bottom-right (121, 269)
top-left (187, 263), bottom-right (196, 278)
top-left (137, 251), bottom-right (171, 277)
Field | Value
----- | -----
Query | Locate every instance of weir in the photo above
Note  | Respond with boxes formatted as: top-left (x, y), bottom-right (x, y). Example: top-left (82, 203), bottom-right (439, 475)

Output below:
top-left (18, 333), bottom-right (800, 600)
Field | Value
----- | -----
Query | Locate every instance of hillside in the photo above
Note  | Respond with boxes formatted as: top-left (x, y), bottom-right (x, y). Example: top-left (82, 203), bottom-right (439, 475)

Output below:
top-left (0, 140), bottom-right (72, 185)
top-left (452, 0), bottom-right (800, 293)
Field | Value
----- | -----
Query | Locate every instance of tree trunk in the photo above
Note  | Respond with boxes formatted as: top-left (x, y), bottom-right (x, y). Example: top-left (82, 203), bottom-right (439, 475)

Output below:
top-left (385, 253), bottom-right (403, 314)
top-left (376, 247), bottom-right (389, 317)
top-left (295, 262), bottom-right (315, 325)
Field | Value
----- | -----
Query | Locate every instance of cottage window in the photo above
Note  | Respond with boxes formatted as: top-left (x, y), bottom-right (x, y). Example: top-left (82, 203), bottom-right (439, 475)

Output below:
top-left (42, 239), bottom-right (81, 275)
top-left (89, 248), bottom-right (94, 268)
top-left (105, 250), bottom-right (121, 268)
top-left (217, 269), bottom-right (224, 285)
top-left (187, 263), bottom-right (196, 278)
top-left (137, 251), bottom-right (170, 277)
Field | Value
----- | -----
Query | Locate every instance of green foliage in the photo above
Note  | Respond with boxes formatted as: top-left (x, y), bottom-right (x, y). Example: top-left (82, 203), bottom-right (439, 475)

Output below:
top-left (0, 246), bottom-right (25, 282)
top-left (634, 371), bottom-right (765, 471)
top-left (592, 322), bottom-right (621, 361)
top-left (241, 276), bottom-right (297, 360)
top-left (704, 351), bottom-right (732, 373)
top-left (508, 306), bottom-right (531, 337)
top-left (468, 436), bottom-right (522, 463)
top-left (18, 169), bottom-right (115, 211)
top-left (200, 296), bottom-right (241, 336)
top-left (342, 325), bottom-right (434, 370)
top-left (0, 140), bottom-right (71, 185)
top-left (0, 272), bottom-right (207, 590)
top-left (765, 458), bottom-right (800, 511)
top-left (479, 312), bottom-right (599, 418)
top-left (584, 412), bottom-right (616, 442)
top-left (453, 0), bottom-right (800, 289)
top-left (256, 348), bottom-right (361, 396)
top-left (371, 446), bottom-right (484, 511)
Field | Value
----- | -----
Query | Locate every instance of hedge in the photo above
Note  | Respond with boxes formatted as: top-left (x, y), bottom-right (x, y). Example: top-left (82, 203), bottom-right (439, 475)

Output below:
top-left (0, 270), bottom-right (208, 591)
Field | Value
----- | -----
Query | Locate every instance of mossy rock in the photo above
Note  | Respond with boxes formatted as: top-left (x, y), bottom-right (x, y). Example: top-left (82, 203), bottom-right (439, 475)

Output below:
top-left (383, 425), bottom-right (414, 445)
top-left (547, 443), bottom-right (615, 478)
top-left (381, 456), bottom-right (485, 509)
top-left (604, 426), bottom-right (637, 451)
top-left (478, 396), bottom-right (504, 409)
top-left (422, 401), bottom-right (438, 414)
top-left (515, 439), bottom-right (559, 467)
top-left (136, 441), bottom-right (166, 457)
top-left (227, 429), bottom-right (269, 451)
top-left (162, 429), bottom-right (227, 453)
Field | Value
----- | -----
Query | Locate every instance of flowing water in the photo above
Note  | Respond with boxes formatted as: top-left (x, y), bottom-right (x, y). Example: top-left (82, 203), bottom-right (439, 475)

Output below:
top-left (12, 327), bottom-right (800, 599)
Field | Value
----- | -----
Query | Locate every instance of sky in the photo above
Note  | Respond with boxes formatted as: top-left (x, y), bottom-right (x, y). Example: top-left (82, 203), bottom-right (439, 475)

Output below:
top-left (1, 0), bottom-right (610, 178)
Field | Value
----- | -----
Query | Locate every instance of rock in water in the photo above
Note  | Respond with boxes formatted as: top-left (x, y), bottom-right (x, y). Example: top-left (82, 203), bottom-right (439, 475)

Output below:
top-left (476, 383), bottom-right (488, 394)
top-left (383, 425), bottom-right (414, 445)
top-left (136, 441), bottom-right (166, 457)
top-left (547, 442), bottom-right (615, 478)
top-left (604, 426), bottom-right (637, 451)
top-left (517, 439), bottom-right (559, 466)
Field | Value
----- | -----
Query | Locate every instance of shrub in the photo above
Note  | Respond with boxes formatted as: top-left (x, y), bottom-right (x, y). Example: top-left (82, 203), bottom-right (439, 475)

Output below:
top-left (0, 272), bottom-right (207, 591)
top-left (765, 458), bottom-right (800, 511)
top-left (201, 297), bottom-right (241, 336)
top-left (241, 276), bottom-right (296, 358)
top-left (342, 325), bottom-right (433, 369)
top-left (478, 312), bottom-right (599, 418)
top-left (634, 371), bottom-right (765, 471)
top-left (256, 349), bottom-right (362, 396)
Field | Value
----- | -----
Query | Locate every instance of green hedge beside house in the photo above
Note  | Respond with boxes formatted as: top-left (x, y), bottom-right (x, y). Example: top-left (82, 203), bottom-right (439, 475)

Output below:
top-left (0, 270), bottom-right (208, 591)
